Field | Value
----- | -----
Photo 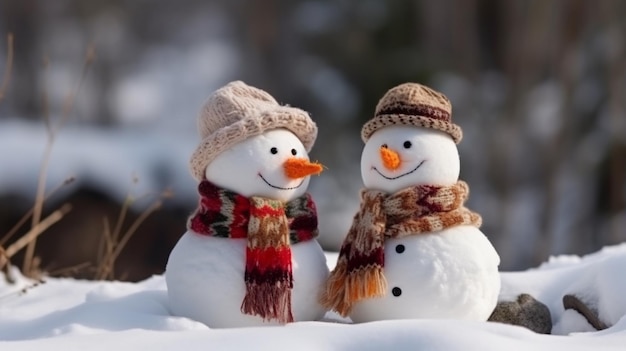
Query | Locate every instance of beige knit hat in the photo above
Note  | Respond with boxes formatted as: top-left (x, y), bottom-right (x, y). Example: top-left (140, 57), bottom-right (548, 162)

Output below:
top-left (361, 82), bottom-right (462, 144)
top-left (189, 81), bottom-right (318, 181)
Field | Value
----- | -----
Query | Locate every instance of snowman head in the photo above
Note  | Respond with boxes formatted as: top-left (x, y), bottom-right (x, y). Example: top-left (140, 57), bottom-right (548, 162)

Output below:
top-left (206, 128), bottom-right (321, 202)
top-left (360, 82), bottom-right (463, 193)
top-left (360, 125), bottom-right (459, 193)
top-left (189, 81), bottom-right (321, 201)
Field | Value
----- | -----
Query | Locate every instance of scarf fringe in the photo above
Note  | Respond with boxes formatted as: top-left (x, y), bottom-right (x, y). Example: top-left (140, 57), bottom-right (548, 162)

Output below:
top-left (320, 262), bottom-right (387, 317)
top-left (241, 284), bottom-right (294, 324)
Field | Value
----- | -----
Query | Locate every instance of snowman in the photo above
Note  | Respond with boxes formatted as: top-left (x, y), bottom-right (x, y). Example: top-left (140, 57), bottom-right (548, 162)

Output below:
top-left (166, 81), bottom-right (329, 328)
top-left (321, 82), bottom-right (500, 322)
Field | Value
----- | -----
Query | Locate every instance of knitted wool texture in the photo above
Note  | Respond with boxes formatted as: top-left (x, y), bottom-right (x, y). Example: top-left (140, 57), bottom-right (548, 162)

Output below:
top-left (188, 180), bottom-right (319, 323)
top-left (189, 81), bottom-right (318, 181)
top-left (361, 82), bottom-right (463, 144)
top-left (320, 181), bottom-right (481, 317)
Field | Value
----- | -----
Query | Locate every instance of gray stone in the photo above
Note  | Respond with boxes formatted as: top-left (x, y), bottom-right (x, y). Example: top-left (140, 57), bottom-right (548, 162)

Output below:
top-left (562, 294), bottom-right (608, 330)
top-left (488, 293), bottom-right (552, 334)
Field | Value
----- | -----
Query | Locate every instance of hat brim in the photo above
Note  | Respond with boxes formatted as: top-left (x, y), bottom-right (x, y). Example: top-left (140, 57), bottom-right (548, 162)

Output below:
top-left (361, 114), bottom-right (462, 144)
top-left (190, 106), bottom-right (318, 181)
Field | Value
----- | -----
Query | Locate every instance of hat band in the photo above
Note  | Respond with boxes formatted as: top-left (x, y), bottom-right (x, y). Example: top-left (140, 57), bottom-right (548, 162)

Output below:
top-left (377, 103), bottom-right (450, 122)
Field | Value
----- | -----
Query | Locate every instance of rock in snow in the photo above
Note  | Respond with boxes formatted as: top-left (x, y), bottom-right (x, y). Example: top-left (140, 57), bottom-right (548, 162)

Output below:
top-left (489, 293), bottom-right (552, 334)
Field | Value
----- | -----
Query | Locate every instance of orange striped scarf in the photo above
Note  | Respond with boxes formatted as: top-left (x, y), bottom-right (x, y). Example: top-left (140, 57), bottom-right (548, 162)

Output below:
top-left (320, 181), bottom-right (481, 316)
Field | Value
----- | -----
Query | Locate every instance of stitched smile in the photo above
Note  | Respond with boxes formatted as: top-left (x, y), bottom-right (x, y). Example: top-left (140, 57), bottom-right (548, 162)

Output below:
top-left (373, 160), bottom-right (426, 180)
top-left (258, 173), bottom-right (305, 190)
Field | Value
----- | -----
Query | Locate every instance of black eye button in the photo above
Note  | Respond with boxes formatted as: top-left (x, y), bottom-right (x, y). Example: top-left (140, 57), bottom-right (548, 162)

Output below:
top-left (395, 244), bottom-right (405, 254)
top-left (270, 147), bottom-right (278, 155)
top-left (381, 144), bottom-right (388, 149)
top-left (392, 287), bottom-right (402, 297)
top-left (403, 141), bottom-right (412, 149)
top-left (291, 148), bottom-right (297, 156)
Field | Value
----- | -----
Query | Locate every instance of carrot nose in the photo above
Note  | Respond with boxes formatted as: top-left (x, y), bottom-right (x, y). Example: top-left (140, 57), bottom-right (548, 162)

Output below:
top-left (380, 146), bottom-right (401, 170)
top-left (284, 157), bottom-right (323, 179)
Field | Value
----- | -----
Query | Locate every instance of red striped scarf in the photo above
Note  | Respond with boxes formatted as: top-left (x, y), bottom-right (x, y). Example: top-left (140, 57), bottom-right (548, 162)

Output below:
top-left (320, 181), bottom-right (481, 316)
top-left (188, 180), bottom-right (318, 323)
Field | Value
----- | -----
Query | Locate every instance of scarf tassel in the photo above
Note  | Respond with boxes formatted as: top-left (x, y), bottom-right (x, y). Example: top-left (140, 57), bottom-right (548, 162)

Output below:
top-left (320, 262), bottom-right (387, 317)
top-left (241, 282), bottom-right (294, 324)
top-left (241, 246), bottom-right (295, 323)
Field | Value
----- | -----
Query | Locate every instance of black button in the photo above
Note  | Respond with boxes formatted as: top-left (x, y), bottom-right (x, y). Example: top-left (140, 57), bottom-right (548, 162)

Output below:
top-left (395, 244), bottom-right (405, 254)
top-left (392, 287), bottom-right (402, 297)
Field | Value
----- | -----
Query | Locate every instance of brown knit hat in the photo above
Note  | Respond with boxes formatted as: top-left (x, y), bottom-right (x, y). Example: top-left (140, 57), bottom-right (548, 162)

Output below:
top-left (189, 81), bottom-right (318, 181)
top-left (361, 83), bottom-right (462, 144)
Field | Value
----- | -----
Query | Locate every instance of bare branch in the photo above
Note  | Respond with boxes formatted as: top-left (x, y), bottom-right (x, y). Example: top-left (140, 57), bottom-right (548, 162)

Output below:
top-left (96, 216), bottom-right (116, 280)
top-left (1, 176), bottom-right (75, 247)
top-left (47, 261), bottom-right (90, 277)
top-left (23, 43), bottom-right (96, 275)
top-left (41, 54), bottom-right (52, 135)
top-left (0, 279), bottom-right (46, 302)
top-left (55, 42), bottom-right (96, 135)
top-left (2, 204), bottom-right (72, 269)
top-left (112, 200), bottom-right (162, 262)
top-left (112, 193), bottom-right (133, 245)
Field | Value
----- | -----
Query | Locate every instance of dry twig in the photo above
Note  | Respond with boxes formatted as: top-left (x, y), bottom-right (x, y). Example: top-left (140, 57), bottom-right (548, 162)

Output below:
top-left (23, 44), bottom-right (95, 275)
top-left (95, 183), bottom-right (171, 280)
top-left (46, 261), bottom-right (91, 277)
top-left (0, 279), bottom-right (46, 302)
top-left (0, 177), bottom-right (75, 247)
top-left (1, 204), bottom-right (72, 270)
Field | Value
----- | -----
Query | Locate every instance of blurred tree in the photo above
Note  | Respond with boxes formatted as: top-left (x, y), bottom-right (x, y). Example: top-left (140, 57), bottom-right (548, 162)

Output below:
top-left (0, 0), bottom-right (39, 119)
top-left (0, 0), bottom-right (624, 273)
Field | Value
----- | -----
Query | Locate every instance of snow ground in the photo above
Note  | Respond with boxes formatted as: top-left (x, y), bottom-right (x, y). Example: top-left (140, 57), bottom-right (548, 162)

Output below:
top-left (1, 246), bottom-right (626, 350)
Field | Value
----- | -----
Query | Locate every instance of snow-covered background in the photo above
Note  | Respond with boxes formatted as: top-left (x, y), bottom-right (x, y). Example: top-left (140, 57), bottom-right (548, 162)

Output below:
top-left (2, 247), bottom-right (626, 349)
top-left (1, 0), bottom-right (624, 273)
